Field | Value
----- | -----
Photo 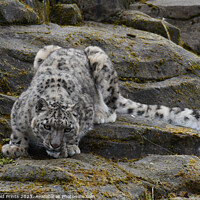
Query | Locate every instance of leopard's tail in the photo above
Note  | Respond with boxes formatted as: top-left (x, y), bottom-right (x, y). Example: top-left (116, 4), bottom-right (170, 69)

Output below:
top-left (116, 94), bottom-right (200, 131)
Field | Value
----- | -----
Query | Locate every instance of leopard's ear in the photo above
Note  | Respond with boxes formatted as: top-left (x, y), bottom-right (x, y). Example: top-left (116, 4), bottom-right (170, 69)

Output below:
top-left (36, 98), bottom-right (49, 113)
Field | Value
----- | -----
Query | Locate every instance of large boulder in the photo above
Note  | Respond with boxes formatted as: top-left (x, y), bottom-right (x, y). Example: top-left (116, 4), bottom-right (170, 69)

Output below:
top-left (112, 10), bottom-right (180, 44)
top-left (50, 4), bottom-right (83, 25)
top-left (80, 114), bottom-right (200, 159)
top-left (0, 0), bottom-right (41, 25)
top-left (130, 0), bottom-right (200, 54)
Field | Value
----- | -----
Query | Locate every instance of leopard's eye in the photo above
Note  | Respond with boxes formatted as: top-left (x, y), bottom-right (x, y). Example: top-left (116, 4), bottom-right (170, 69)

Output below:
top-left (64, 127), bottom-right (72, 133)
top-left (44, 124), bottom-right (51, 131)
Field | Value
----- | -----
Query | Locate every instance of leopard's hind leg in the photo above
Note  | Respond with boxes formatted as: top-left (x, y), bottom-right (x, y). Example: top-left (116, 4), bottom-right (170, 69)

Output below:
top-left (33, 45), bottom-right (61, 73)
top-left (85, 46), bottom-right (120, 124)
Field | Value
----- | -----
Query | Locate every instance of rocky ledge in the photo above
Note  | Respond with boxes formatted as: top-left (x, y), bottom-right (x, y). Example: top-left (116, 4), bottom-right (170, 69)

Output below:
top-left (0, 154), bottom-right (200, 199)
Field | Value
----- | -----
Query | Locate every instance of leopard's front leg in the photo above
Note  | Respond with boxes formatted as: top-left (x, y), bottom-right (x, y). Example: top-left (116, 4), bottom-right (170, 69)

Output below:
top-left (2, 130), bottom-right (29, 158)
top-left (60, 136), bottom-right (81, 158)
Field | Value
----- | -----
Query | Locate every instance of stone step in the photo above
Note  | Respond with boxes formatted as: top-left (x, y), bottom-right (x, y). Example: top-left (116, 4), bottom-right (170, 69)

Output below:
top-left (80, 114), bottom-right (200, 159)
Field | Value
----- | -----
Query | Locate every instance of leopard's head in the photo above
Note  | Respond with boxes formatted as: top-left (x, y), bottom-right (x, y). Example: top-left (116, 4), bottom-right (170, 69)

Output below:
top-left (31, 98), bottom-right (79, 158)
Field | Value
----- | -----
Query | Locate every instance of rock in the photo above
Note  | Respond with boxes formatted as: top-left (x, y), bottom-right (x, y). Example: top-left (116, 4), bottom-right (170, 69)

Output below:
top-left (0, 0), bottom-right (41, 25)
top-left (57, 0), bottom-right (130, 22)
top-left (0, 154), bottom-right (145, 199)
top-left (0, 94), bottom-right (16, 115)
top-left (0, 94), bottom-right (16, 140)
top-left (0, 117), bottom-right (10, 141)
top-left (0, 154), bottom-right (199, 198)
top-left (136, 0), bottom-right (200, 19)
top-left (130, 0), bottom-right (200, 54)
top-left (0, 37), bottom-right (35, 95)
top-left (0, 12), bottom-right (200, 198)
top-left (23, 0), bottom-right (51, 23)
top-left (118, 155), bottom-right (200, 195)
top-left (80, 114), bottom-right (200, 159)
top-left (167, 17), bottom-right (200, 55)
top-left (1, 163), bottom-right (74, 183)
top-left (119, 75), bottom-right (200, 109)
top-left (50, 4), bottom-right (83, 25)
top-left (112, 10), bottom-right (180, 44)
top-left (57, 0), bottom-right (181, 44)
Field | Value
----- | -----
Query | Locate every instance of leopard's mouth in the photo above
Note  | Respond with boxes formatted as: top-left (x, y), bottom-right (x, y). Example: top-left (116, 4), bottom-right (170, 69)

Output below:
top-left (46, 150), bottom-right (61, 158)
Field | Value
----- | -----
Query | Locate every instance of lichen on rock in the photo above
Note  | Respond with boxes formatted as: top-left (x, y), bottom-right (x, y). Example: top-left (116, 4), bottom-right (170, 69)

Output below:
top-left (0, 0), bottom-right (41, 25)
top-left (50, 3), bottom-right (83, 25)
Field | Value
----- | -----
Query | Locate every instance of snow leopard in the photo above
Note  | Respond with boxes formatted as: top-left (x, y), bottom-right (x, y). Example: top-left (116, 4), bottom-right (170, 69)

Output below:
top-left (2, 45), bottom-right (200, 158)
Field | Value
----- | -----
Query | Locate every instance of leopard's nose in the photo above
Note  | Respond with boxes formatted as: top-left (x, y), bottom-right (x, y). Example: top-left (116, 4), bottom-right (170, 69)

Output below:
top-left (50, 143), bottom-right (60, 150)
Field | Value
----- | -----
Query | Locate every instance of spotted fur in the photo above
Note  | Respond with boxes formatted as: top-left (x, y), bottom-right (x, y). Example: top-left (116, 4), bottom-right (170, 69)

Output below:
top-left (117, 95), bottom-right (200, 130)
top-left (2, 45), bottom-right (200, 159)
top-left (33, 45), bottom-right (61, 73)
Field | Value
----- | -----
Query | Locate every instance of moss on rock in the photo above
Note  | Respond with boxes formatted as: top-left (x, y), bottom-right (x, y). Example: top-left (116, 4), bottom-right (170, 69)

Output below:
top-left (0, 0), bottom-right (41, 25)
top-left (112, 10), bottom-right (180, 44)
top-left (50, 3), bottom-right (83, 25)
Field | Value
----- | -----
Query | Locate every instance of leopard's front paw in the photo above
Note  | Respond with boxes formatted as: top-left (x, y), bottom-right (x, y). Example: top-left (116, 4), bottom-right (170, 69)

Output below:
top-left (94, 111), bottom-right (117, 124)
top-left (2, 144), bottom-right (28, 158)
top-left (66, 145), bottom-right (81, 157)
top-left (94, 111), bottom-right (106, 124)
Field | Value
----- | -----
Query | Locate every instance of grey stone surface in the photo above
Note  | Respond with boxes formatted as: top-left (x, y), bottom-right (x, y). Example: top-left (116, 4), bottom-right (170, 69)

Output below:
top-left (1, 164), bottom-right (74, 182)
top-left (0, 0), bottom-right (41, 25)
top-left (111, 10), bottom-right (180, 44)
top-left (130, 0), bottom-right (200, 54)
top-left (118, 155), bottom-right (200, 194)
top-left (80, 114), bottom-right (200, 159)
top-left (131, 0), bottom-right (200, 19)
top-left (50, 4), bottom-right (83, 25)
top-left (0, 94), bottom-right (16, 115)
top-left (120, 75), bottom-right (200, 109)
top-left (0, 154), bottom-right (199, 198)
